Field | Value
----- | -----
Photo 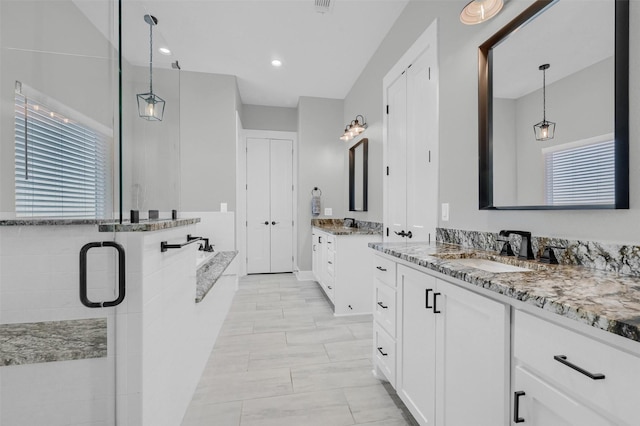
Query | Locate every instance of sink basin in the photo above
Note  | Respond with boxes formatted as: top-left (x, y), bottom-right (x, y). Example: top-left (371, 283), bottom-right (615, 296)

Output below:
top-left (450, 258), bottom-right (531, 273)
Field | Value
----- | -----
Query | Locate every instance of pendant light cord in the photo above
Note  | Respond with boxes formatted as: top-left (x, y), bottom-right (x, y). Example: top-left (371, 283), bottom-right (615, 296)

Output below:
top-left (542, 67), bottom-right (546, 122)
top-left (148, 16), bottom-right (153, 94)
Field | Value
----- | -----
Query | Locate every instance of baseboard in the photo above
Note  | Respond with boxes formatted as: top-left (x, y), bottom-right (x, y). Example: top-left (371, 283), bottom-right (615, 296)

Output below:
top-left (295, 270), bottom-right (315, 281)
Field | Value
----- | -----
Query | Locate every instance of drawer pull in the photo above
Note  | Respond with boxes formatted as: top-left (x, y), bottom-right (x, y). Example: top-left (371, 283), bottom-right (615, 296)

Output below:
top-left (377, 301), bottom-right (388, 309)
top-left (377, 347), bottom-right (388, 356)
top-left (513, 391), bottom-right (525, 423)
top-left (376, 266), bottom-right (387, 272)
top-left (553, 355), bottom-right (605, 380)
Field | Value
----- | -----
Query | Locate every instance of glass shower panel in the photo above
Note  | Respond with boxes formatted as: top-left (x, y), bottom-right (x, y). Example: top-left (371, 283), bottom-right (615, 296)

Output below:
top-left (121, 3), bottom-right (181, 219)
top-left (0, 1), bottom-right (121, 425)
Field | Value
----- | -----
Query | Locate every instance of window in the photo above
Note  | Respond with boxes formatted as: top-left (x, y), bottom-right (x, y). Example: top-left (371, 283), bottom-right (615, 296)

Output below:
top-left (14, 85), bottom-right (112, 218)
top-left (544, 135), bottom-right (615, 205)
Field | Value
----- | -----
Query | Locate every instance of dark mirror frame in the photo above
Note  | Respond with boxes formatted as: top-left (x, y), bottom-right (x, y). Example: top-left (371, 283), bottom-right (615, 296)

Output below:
top-left (478, 0), bottom-right (629, 210)
top-left (349, 138), bottom-right (368, 212)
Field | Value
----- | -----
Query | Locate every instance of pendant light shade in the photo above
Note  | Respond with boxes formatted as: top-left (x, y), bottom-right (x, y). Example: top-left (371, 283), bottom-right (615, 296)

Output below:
top-left (137, 14), bottom-right (165, 121)
top-left (533, 64), bottom-right (555, 141)
top-left (460, 0), bottom-right (504, 25)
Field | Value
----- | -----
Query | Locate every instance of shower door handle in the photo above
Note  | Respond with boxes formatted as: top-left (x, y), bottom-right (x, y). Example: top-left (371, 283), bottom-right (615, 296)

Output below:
top-left (80, 241), bottom-right (126, 308)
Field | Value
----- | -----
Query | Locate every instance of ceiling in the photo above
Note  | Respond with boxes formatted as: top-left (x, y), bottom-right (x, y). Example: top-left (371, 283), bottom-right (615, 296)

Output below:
top-left (76, 0), bottom-right (410, 108)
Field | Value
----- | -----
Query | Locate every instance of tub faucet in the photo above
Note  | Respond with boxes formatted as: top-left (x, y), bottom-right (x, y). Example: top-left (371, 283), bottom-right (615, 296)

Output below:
top-left (498, 230), bottom-right (534, 260)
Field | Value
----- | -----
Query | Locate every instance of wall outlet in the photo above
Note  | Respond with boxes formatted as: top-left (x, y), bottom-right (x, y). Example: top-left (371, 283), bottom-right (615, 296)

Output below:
top-left (441, 203), bottom-right (449, 221)
top-left (324, 208), bottom-right (333, 216)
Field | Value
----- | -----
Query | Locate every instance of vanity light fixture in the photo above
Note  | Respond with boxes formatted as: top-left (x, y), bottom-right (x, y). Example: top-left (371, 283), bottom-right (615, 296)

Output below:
top-left (533, 63), bottom-right (555, 141)
top-left (137, 14), bottom-right (165, 121)
top-left (339, 115), bottom-right (368, 141)
top-left (460, 0), bottom-right (504, 25)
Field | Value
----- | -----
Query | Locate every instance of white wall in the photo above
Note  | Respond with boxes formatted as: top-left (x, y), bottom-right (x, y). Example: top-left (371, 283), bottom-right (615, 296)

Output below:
top-left (345, 0), bottom-right (640, 244)
top-left (297, 96), bottom-right (344, 271)
top-left (242, 104), bottom-right (298, 132)
top-left (180, 71), bottom-right (240, 212)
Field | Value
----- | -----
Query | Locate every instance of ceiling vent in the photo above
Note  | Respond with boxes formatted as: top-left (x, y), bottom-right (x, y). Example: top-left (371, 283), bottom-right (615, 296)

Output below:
top-left (315, 0), bottom-right (333, 14)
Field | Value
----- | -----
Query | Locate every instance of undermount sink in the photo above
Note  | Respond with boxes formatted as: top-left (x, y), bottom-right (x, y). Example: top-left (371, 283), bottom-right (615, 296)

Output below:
top-left (449, 257), bottom-right (531, 273)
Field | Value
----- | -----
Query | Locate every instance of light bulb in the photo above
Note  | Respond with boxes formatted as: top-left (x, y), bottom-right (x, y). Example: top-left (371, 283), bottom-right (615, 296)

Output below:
top-left (146, 102), bottom-right (154, 117)
top-left (541, 125), bottom-right (548, 139)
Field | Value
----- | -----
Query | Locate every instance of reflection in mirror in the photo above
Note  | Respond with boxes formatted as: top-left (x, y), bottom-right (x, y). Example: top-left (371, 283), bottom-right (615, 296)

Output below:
top-left (349, 138), bottom-right (368, 212)
top-left (479, 0), bottom-right (628, 210)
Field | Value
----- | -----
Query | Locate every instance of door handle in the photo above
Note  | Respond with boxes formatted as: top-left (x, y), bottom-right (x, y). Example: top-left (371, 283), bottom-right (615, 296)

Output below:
top-left (553, 355), bottom-right (605, 380)
top-left (513, 391), bottom-right (525, 423)
top-left (377, 301), bottom-right (388, 309)
top-left (377, 347), bottom-right (388, 356)
top-left (264, 221), bottom-right (269, 225)
top-left (272, 221), bottom-right (279, 225)
top-left (80, 241), bottom-right (126, 308)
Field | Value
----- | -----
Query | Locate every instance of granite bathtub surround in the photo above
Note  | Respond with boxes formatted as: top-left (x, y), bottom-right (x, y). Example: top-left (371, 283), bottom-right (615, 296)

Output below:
top-left (437, 227), bottom-right (640, 277)
top-left (369, 241), bottom-right (640, 343)
top-left (0, 318), bottom-right (107, 366)
top-left (311, 218), bottom-right (382, 235)
top-left (196, 251), bottom-right (238, 303)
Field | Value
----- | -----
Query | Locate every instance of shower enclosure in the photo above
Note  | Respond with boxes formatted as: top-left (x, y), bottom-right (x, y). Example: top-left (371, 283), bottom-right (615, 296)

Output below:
top-left (0, 1), bottom-right (181, 424)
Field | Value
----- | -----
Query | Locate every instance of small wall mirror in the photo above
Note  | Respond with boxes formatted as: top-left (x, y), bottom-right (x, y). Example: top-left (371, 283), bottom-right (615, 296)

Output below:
top-left (479, 0), bottom-right (628, 210)
top-left (349, 138), bottom-right (368, 211)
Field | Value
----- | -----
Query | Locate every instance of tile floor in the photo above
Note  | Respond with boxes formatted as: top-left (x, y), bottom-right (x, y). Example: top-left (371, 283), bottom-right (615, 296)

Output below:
top-left (181, 273), bottom-right (418, 426)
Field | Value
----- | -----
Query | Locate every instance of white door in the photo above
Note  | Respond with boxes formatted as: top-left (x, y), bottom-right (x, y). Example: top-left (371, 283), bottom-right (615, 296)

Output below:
top-left (398, 265), bottom-right (436, 425)
top-left (406, 46), bottom-right (438, 243)
top-left (246, 138), bottom-right (293, 273)
top-left (435, 279), bottom-right (509, 426)
top-left (386, 73), bottom-right (407, 242)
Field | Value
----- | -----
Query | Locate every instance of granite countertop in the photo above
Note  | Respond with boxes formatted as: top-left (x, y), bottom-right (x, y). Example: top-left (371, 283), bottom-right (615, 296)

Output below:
top-left (196, 251), bottom-right (238, 303)
top-left (313, 225), bottom-right (381, 236)
top-left (312, 219), bottom-right (382, 236)
top-left (0, 318), bottom-right (107, 366)
top-left (370, 241), bottom-right (640, 343)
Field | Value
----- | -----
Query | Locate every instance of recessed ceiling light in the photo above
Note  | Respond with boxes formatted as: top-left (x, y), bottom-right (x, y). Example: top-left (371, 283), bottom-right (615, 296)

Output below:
top-left (159, 47), bottom-right (172, 55)
top-left (271, 59), bottom-right (282, 67)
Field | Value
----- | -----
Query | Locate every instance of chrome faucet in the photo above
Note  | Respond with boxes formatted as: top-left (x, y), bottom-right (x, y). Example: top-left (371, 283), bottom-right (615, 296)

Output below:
top-left (498, 230), bottom-right (534, 260)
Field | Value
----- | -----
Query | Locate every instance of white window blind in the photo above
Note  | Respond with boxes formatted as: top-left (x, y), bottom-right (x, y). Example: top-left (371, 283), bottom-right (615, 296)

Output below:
top-left (14, 91), bottom-right (112, 218)
top-left (544, 137), bottom-right (615, 205)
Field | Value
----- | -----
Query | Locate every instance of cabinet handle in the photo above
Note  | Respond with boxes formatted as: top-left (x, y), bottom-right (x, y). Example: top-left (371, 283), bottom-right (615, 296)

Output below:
top-left (553, 355), bottom-right (605, 380)
top-left (328, 261), bottom-right (333, 264)
top-left (313, 245), bottom-right (316, 252)
top-left (377, 301), bottom-right (388, 309)
top-left (272, 221), bottom-right (279, 225)
top-left (377, 347), bottom-right (388, 356)
top-left (433, 292), bottom-right (441, 314)
top-left (425, 288), bottom-right (433, 309)
top-left (319, 236), bottom-right (323, 243)
top-left (328, 286), bottom-right (332, 290)
top-left (513, 391), bottom-right (525, 423)
top-left (264, 221), bottom-right (269, 225)
top-left (376, 266), bottom-right (387, 272)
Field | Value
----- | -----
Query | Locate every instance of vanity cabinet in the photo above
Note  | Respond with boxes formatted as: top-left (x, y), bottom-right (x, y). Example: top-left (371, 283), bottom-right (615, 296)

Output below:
top-left (312, 228), bottom-right (380, 315)
top-left (512, 311), bottom-right (640, 425)
top-left (373, 257), bottom-right (509, 426)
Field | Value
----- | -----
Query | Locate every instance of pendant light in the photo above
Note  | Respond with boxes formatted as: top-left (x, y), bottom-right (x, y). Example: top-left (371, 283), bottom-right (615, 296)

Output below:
top-left (460, 0), bottom-right (504, 25)
top-left (533, 64), bottom-right (555, 141)
top-left (137, 14), bottom-right (165, 121)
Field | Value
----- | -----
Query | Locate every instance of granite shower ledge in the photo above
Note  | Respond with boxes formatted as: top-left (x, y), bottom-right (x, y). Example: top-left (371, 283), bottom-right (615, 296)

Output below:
top-left (196, 251), bottom-right (237, 303)
top-left (369, 242), bottom-right (640, 343)
top-left (0, 318), bottom-right (107, 366)
top-left (0, 218), bottom-right (200, 232)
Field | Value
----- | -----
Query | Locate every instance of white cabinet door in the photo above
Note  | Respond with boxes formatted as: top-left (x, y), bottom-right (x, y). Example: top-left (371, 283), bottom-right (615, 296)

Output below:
top-left (386, 73), bottom-right (407, 243)
top-left (246, 138), bottom-right (293, 273)
top-left (311, 231), bottom-right (319, 280)
top-left (435, 279), bottom-right (509, 426)
top-left (406, 46), bottom-right (438, 243)
top-left (398, 265), bottom-right (436, 425)
top-left (513, 366), bottom-right (615, 426)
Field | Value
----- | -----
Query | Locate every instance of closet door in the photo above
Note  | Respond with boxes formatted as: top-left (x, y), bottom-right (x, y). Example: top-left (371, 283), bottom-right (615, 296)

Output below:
top-left (269, 139), bottom-right (293, 273)
top-left (246, 138), bottom-right (272, 273)
top-left (386, 73), bottom-right (408, 242)
top-left (406, 46), bottom-right (438, 243)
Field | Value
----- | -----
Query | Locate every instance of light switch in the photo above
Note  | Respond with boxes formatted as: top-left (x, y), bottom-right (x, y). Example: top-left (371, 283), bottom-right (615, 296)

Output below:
top-left (441, 203), bottom-right (449, 221)
top-left (324, 208), bottom-right (333, 216)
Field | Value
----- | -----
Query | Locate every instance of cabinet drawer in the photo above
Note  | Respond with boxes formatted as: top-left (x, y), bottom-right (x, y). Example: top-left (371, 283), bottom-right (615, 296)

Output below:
top-left (374, 281), bottom-right (396, 337)
top-left (373, 255), bottom-right (396, 287)
top-left (514, 310), bottom-right (640, 425)
top-left (374, 323), bottom-right (396, 386)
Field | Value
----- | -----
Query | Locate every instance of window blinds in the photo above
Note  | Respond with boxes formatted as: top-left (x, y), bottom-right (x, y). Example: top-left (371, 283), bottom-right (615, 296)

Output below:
top-left (14, 92), bottom-right (112, 218)
top-left (544, 139), bottom-right (615, 205)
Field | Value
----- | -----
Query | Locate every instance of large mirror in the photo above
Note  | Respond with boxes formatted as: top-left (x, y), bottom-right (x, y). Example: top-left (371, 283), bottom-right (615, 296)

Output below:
top-left (349, 138), bottom-right (368, 211)
top-left (479, 0), bottom-right (628, 210)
